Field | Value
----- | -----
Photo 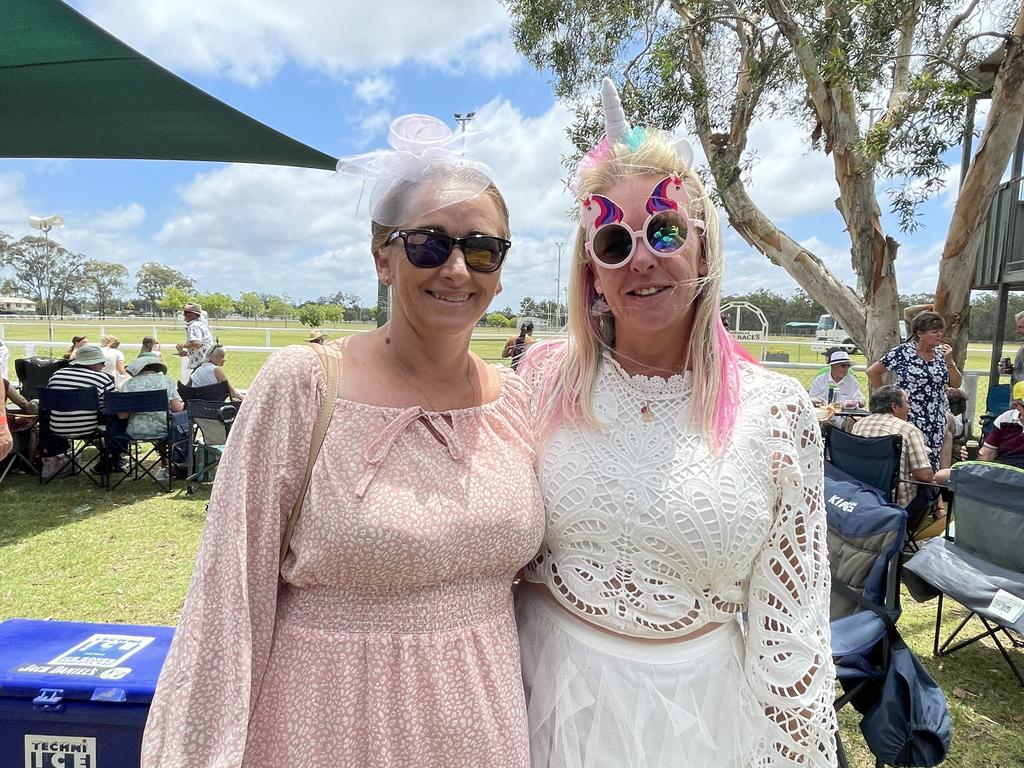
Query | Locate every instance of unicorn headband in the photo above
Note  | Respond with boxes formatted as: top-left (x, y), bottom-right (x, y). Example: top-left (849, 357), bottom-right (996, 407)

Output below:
top-left (336, 114), bottom-right (494, 227)
top-left (575, 77), bottom-right (696, 187)
top-left (579, 79), bottom-right (704, 268)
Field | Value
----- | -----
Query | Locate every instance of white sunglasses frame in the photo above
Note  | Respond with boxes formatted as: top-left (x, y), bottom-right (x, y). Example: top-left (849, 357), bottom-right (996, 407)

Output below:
top-left (585, 209), bottom-right (706, 270)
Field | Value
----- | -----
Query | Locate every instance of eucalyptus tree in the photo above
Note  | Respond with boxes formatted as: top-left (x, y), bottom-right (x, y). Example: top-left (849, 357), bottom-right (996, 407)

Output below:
top-left (508, 0), bottom-right (1024, 362)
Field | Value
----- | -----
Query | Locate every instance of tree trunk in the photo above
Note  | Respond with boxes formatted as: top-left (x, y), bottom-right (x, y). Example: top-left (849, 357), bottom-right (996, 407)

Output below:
top-left (703, 137), bottom-right (868, 347)
top-left (934, 12), bottom-right (1024, 366)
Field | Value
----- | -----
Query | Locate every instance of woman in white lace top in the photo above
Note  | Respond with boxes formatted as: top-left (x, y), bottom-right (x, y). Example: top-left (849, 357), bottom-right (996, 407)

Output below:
top-left (516, 79), bottom-right (838, 767)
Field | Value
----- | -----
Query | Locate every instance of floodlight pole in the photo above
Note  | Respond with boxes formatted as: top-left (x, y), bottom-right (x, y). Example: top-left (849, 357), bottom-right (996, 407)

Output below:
top-left (453, 111), bottom-right (476, 154)
top-left (28, 214), bottom-right (64, 352)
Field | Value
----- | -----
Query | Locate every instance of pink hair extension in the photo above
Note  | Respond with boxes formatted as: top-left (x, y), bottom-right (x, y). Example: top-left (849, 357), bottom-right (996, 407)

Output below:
top-left (709, 315), bottom-right (758, 453)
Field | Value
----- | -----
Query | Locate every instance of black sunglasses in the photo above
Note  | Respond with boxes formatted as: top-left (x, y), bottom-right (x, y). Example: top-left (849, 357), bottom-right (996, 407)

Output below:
top-left (386, 229), bottom-right (510, 273)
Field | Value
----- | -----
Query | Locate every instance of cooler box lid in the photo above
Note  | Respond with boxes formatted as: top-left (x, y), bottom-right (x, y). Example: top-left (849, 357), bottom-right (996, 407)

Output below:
top-left (0, 618), bottom-right (175, 704)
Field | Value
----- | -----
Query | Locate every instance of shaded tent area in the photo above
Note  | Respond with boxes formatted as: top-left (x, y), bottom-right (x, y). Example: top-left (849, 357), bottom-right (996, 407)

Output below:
top-left (784, 321), bottom-right (818, 337)
top-left (0, 0), bottom-right (337, 170)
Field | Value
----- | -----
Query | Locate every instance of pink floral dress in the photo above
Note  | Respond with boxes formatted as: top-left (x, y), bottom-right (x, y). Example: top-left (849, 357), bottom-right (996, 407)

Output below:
top-left (141, 345), bottom-right (545, 767)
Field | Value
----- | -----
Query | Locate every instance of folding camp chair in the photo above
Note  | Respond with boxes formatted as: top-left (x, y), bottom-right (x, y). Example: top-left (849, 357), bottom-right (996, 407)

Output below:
top-left (0, 413), bottom-right (39, 484)
top-left (979, 384), bottom-right (1012, 439)
top-left (14, 357), bottom-right (68, 401)
top-left (903, 461), bottom-right (1024, 686)
top-left (825, 429), bottom-right (902, 502)
top-left (104, 390), bottom-right (171, 491)
top-left (184, 399), bottom-right (239, 495)
top-left (36, 387), bottom-right (106, 487)
top-left (825, 469), bottom-right (907, 768)
top-left (177, 380), bottom-right (230, 404)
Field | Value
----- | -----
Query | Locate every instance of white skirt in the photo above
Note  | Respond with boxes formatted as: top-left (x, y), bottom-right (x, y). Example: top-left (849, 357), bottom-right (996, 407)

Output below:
top-left (516, 588), bottom-right (774, 768)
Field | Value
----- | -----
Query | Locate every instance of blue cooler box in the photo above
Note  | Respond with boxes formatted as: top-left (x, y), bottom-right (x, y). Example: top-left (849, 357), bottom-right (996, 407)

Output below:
top-left (0, 618), bottom-right (174, 768)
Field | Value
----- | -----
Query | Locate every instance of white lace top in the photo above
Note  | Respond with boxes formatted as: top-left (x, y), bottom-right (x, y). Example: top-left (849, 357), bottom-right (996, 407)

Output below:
top-left (522, 348), bottom-right (837, 766)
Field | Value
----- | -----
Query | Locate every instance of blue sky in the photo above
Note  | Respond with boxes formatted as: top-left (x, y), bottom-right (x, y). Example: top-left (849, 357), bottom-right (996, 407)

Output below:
top-left (0, 0), bottom-right (974, 311)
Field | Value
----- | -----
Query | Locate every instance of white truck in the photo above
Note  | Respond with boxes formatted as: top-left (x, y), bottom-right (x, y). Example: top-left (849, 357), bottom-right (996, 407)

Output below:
top-left (811, 314), bottom-right (907, 354)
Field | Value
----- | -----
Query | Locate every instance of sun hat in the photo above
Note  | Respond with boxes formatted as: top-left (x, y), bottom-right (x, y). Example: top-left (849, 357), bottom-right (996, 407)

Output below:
top-left (305, 329), bottom-right (328, 342)
top-left (1012, 381), bottom-right (1024, 404)
top-left (126, 356), bottom-right (168, 376)
top-left (828, 349), bottom-right (852, 365)
top-left (183, 302), bottom-right (203, 314)
top-left (69, 344), bottom-right (106, 367)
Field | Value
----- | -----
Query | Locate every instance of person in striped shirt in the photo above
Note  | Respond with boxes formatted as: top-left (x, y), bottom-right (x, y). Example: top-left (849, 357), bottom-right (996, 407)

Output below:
top-left (41, 344), bottom-right (121, 477)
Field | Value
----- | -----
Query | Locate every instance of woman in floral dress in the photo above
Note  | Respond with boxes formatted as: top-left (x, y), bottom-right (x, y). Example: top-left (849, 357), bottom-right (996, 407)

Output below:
top-left (867, 310), bottom-right (962, 469)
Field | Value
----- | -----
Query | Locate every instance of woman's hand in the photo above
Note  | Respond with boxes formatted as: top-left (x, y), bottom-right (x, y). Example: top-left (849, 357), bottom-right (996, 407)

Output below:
top-left (936, 343), bottom-right (953, 359)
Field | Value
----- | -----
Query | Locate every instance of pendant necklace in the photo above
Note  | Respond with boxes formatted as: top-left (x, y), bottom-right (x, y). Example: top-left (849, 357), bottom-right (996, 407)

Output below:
top-left (640, 400), bottom-right (654, 422)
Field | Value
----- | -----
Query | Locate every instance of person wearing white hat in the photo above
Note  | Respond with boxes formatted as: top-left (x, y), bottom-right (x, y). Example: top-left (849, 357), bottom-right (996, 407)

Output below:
top-left (809, 349), bottom-right (865, 417)
top-left (175, 302), bottom-right (214, 372)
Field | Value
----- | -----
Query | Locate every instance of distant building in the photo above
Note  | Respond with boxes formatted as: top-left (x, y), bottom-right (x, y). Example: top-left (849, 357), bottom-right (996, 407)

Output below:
top-left (0, 296), bottom-right (37, 315)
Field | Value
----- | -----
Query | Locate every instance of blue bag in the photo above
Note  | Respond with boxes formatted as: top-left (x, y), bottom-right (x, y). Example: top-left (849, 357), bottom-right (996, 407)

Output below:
top-left (858, 636), bottom-right (952, 767)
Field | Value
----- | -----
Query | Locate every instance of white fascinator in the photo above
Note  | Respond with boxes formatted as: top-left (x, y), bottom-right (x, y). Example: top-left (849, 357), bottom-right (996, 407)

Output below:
top-left (336, 114), bottom-right (494, 227)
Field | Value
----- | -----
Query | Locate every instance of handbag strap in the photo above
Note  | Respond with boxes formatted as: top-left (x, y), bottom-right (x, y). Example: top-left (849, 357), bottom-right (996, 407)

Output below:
top-left (279, 343), bottom-right (342, 565)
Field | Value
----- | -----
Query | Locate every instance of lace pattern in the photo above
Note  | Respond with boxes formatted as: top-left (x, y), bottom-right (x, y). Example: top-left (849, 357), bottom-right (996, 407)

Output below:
top-left (522, 347), bottom-right (837, 765)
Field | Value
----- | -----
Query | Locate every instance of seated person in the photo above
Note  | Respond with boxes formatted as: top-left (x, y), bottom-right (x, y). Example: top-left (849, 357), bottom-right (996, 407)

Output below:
top-left (63, 335), bottom-right (88, 361)
top-left (100, 335), bottom-right (128, 384)
top-left (980, 381), bottom-right (1024, 469)
top-left (120, 357), bottom-right (184, 438)
top-left (119, 357), bottom-right (186, 482)
top-left (188, 345), bottom-right (243, 401)
top-left (42, 344), bottom-right (121, 477)
top-left (139, 335), bottom-right (162, 358)
top-left (852, 385), bottom-right (950, 527)
top-left (810, 349), bottom-right (864, 427)
top-left (4, 376), bottom-right (38, 469)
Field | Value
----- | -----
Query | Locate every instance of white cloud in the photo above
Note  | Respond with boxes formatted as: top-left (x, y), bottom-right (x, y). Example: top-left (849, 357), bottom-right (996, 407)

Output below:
top-left (77, 0), bottom-right (517, 85)
top-left (0, 172), bottom-right (31, 237)
top-left (357, 110), bottom-right (392, 136)
top-left (743, 117), bottom-right (840, 220)
top-left (353, 76), bottom-right (395, 104)
top-left (470, 98), bottom-right (577, 238)
top-left (92, 203), bottom-right (147, 231)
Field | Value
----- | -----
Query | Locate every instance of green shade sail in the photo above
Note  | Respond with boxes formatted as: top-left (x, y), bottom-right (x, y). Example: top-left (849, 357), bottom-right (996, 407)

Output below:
top-left (0, 0), bottom-right (338, 170)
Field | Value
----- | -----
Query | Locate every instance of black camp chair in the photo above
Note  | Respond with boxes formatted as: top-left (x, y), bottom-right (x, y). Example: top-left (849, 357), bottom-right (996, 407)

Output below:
top-left (183, 399), bottom-right (239, 495)
top-left (177, 380), bottom-right (230, 405)
top-left (36, 386), bottom-right (106, 487)
top-left (14, 356), bottom-right (68, 401)
top-left (904, 461), bottom-right (1024, 686)
top-left (104, 389), bottom-right (171, 491)
top-left (825, 429), bottom-right (902, 502)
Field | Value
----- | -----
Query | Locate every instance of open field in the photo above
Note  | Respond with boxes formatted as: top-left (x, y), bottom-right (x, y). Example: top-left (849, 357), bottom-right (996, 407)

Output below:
top-left (4, 318), bottom-right (1014, 427)
top-left (1, 472), bottom-right (1022, 767)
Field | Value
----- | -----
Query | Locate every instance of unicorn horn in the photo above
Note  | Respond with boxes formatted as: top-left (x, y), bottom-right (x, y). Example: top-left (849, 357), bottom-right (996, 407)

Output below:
top-left (601, 77), bottom-right (631, 143)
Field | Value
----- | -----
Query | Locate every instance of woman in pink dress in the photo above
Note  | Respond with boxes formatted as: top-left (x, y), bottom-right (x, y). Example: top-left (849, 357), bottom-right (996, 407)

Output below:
top-left (141, 114), bottom-right (545, 767)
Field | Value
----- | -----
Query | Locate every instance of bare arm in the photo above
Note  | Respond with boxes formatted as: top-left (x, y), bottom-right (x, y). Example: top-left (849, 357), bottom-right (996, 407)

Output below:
top-left (6, 384), bottom-right (33, 412)
top-left (903, 303), bottom-right (933, 322)
top-left (910, 467), bottom-right (935, 482)
top-left (866, 361), bottom-right (887, 391)
top-left (941, 346), bottom-right (962, 388)
top-left (979, 445), bottom-right (998, 461)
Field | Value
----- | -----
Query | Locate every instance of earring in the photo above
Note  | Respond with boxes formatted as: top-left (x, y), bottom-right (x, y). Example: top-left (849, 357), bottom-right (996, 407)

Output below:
top-left (381, 274), bottom-right (391, 286)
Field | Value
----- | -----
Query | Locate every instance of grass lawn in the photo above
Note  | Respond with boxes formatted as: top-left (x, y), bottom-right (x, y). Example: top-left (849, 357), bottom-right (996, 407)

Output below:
top-left (1, 472), bottom-right (1022, 766)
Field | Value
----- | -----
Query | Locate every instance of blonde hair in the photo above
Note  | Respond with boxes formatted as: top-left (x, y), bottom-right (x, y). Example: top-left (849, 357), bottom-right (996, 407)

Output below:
top-left (540, 131), bottom-right (747, 451)
top-left (100, 335), bottom-right (119, 348)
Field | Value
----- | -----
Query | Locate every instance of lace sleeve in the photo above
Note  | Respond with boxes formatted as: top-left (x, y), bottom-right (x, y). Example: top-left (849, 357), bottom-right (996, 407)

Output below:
top-left (745, 384), bottom-right (838, 766)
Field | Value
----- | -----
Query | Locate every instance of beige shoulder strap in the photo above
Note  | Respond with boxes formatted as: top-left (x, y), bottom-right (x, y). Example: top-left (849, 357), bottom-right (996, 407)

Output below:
top-left (279, 343), bottom-right (342, 565)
